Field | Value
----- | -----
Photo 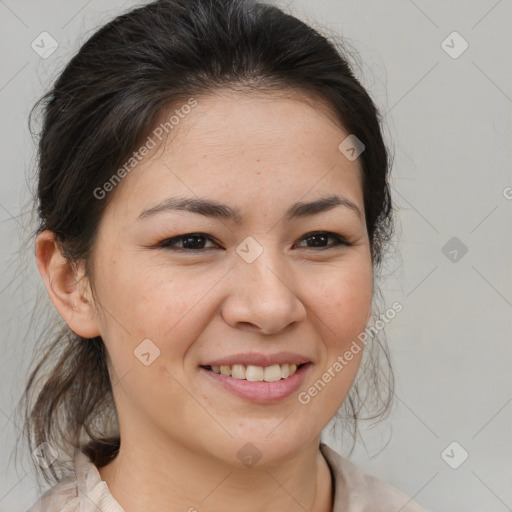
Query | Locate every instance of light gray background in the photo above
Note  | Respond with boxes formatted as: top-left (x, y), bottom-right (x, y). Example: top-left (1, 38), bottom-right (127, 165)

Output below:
top-left (0, 1), bottom-right (510, 511)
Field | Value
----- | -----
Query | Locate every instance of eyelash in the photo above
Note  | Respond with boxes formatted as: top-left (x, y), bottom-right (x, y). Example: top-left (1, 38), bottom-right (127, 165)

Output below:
top-left (157, 231), bottom-right (353, 252)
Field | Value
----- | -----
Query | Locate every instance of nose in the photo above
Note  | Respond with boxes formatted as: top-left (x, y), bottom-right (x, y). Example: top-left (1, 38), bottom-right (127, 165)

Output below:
top-left (220, 249), bottom-right (307, 335)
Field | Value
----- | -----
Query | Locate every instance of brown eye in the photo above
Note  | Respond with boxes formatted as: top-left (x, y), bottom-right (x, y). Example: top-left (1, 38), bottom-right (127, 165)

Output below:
top-left (157, 231), bottom-right (351, 253)
top-left (295, 231), bottom-right (351, 249)
top-left (159, 233), bottom-right (218, 251)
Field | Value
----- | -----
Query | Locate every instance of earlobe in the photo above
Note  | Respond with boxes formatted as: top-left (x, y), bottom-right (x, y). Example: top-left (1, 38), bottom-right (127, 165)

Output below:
top-left (35, 230), bottom-right (101, 339)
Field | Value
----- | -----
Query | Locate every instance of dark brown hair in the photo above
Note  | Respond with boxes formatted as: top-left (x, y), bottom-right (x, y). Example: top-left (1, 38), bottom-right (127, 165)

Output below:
top-left (16, 0), bottom-right (396, 485)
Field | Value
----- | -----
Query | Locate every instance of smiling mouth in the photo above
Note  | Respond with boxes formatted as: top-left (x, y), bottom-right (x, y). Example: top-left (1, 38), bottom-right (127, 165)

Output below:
top-left (199, 363), bottom-right (309, 381)
top-left (198, 362), bottom-right (313, 403)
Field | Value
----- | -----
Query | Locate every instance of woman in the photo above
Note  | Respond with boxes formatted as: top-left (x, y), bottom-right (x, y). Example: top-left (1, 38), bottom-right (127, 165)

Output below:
top-left (22, 0), bottom-right (430, 510)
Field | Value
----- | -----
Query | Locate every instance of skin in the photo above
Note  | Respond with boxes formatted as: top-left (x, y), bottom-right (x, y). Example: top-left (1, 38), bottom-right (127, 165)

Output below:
top-left (35, 90), bottom-right (374, 512)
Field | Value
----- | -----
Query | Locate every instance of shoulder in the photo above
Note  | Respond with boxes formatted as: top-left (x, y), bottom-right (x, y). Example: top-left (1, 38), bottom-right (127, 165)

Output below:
top-left (319, 442), bottom-right (431, 512)
top-left (26, 447), bottom-right (124, 512)
top-left (26, 476), bottom-right (80, 512)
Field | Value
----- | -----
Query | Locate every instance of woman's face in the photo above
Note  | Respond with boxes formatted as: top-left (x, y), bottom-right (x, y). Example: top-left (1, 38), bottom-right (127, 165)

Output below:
top-left (87, 91), bottom-right (373, 466)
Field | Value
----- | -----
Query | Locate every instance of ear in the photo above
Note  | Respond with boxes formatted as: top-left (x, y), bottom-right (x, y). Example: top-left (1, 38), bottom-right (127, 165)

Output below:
top-left (35, 230), bottom-right (101, 339)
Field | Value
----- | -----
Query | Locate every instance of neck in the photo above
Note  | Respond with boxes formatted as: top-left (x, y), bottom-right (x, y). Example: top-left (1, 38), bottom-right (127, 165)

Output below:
top-left (98, 431), bottom-right (333, 512)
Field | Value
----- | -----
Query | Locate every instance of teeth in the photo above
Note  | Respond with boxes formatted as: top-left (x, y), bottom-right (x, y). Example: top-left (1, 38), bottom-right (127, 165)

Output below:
top-left (210, 363), bottom-right (300, 381)
top-left (231, 364), bottom-right (245, 379)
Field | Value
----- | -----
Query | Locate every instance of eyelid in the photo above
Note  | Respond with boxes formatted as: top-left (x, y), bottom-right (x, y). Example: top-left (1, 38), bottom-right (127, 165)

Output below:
top-left (158, 233), bottom-right (219, 251)
top-left (295, 231), bottom-right (352, 248)
top-left (157, 231), bottom-right (352, 252)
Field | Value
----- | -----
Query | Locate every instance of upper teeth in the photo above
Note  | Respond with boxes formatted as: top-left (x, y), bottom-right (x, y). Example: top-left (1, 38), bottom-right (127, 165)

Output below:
top-left (211, 363), bottom-right (299, 381)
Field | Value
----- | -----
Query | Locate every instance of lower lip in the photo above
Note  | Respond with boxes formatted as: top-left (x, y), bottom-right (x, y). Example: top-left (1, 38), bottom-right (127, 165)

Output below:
top-left (199, 363), bottom-right (313, 404)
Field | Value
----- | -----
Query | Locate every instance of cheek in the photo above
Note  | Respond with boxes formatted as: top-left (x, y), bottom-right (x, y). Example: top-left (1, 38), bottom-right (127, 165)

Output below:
top-left (306, 262), bottom-right (371, 412)
top-left (98, 254), bottom-right (210, 339)
top-left (310, 259), bottom-right (373, 342)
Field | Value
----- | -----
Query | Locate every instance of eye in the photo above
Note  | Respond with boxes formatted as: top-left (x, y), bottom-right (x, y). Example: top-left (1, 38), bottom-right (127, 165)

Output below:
top-left (294, 231), bottom-right (352, 250)
top-left (157, 231), bottom-right (351, 252)
top-left (158, 233), bottom-right (218, 251)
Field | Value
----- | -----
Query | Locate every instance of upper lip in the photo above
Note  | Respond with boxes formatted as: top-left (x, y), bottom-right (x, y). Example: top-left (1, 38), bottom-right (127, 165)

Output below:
top-left (201, 351), bottom-right (312, 368)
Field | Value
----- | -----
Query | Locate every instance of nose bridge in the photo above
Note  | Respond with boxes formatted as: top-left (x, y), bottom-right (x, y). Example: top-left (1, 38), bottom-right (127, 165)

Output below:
top-left (223, 239), bottom-right (306, 333)
top-left (237, 241), bottom-right (293, 299)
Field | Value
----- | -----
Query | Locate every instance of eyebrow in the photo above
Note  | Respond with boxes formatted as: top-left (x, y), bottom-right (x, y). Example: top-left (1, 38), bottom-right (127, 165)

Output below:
top-left (136, 194), bottom-right (363, 223)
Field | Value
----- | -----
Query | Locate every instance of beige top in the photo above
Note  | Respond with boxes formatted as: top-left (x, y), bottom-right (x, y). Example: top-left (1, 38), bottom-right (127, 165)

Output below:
top-left (27, 442), bottom-right (430, 511)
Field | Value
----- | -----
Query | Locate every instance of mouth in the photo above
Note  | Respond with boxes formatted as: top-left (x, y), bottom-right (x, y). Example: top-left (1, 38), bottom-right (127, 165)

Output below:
top-left (198, 362), bottom-right (313, 403)
top-left (199, 362), bottom-right (309, 381)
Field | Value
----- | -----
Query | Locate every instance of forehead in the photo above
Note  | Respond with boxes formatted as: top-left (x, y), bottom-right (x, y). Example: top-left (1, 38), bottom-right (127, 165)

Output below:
top-left (103, 90), bottom-right (365, 225)
top-left (164, 89), bottom-right (354, 160)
